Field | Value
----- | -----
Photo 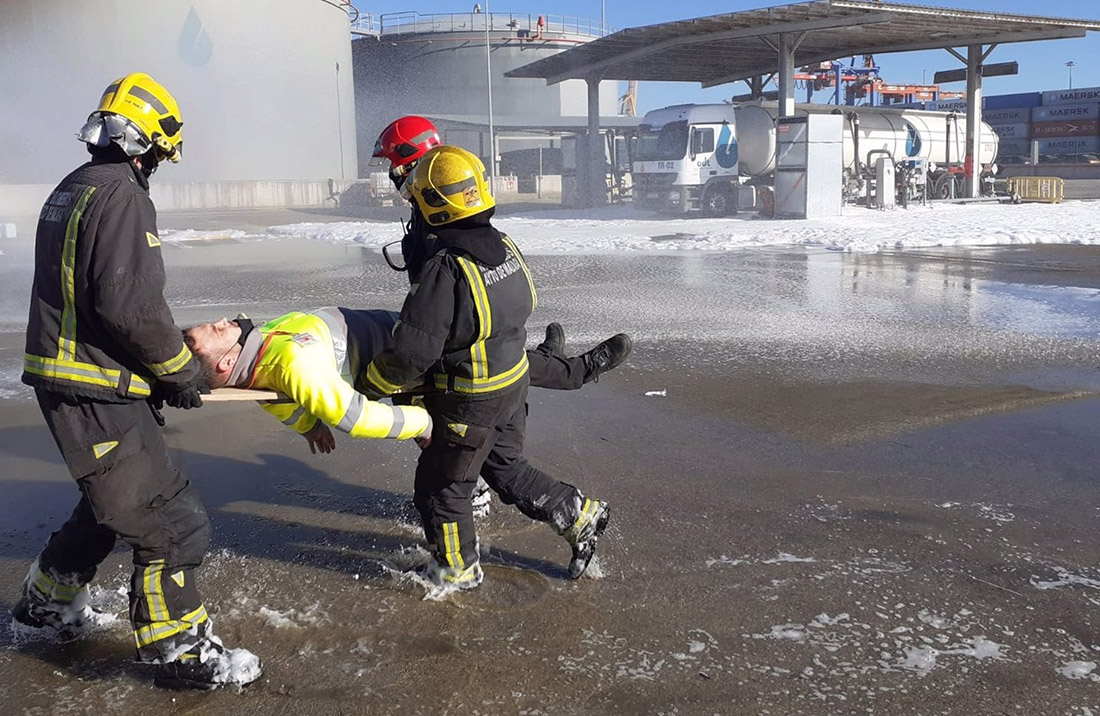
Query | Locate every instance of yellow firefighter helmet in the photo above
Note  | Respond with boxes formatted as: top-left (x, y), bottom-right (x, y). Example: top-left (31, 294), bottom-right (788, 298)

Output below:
top-left (407, 145), bottom-right (495, 226)
top-left (79, 73), bottom-right (183, 163)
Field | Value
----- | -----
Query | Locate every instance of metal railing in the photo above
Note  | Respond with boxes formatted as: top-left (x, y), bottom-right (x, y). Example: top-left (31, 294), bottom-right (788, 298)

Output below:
top-left (350, 11), bottom-right (376, 34)
top-left (376, 12), bottom-right (612, 38)
top-left (1005, 176), bottom-right (1064, 203)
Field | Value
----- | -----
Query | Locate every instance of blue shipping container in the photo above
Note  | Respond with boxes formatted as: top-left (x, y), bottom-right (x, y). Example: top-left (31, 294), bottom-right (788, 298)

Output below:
top-left (1033, 103), bottom-right (1100, 121)
top-left (989, 123), bottom-right (1030, 139)
top-left (983, 107), bottom-right (1031, 123)
top-left (996, 139), bottom-right (1029, 156)
top-left (1042, 87), bottom-right (1100, 106)
top-left (984, 92), bottom-right (1042, 110)
top-left (1036, 137), bottom-right (1100, 154)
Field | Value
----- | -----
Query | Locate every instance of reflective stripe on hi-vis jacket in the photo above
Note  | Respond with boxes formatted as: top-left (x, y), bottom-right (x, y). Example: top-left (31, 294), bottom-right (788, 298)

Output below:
top-left (250, 311), bottom-right (430, 441)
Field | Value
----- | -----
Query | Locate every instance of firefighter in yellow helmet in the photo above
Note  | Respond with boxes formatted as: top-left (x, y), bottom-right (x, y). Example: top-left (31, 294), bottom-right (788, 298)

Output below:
top-left (13, 73), bottom-right (261, 690)
top-left (362, 145), bottom-right (613, 589)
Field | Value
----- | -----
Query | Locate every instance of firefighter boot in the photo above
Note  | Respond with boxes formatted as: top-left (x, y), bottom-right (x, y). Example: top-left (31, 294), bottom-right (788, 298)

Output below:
top-left (581, 334), bottom-right (633, 384)
top-left (153, 633), bottom-right (263, 691)
top-left (472, 475), bottom-right (493, 519)
top-left (537, 322), bottom-right (566, 357)
top-left (10, 559), bottom-right (116, 641)
top-left (558, 497), bottom-right (612, 579)
top-left (418, 557), bottom-right (485, 591)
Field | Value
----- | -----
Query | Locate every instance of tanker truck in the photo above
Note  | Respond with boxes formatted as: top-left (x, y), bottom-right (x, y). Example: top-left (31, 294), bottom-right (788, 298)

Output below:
top-left (631, 102), bottom-right (1000, 215)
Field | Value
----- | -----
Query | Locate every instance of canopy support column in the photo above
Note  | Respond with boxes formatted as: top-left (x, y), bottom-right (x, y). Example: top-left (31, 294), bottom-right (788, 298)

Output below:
top-left (964, 44), bottom-right (984, 198)
top-left (585, 75), bottom-right (604, 207)
top-left (777, 33), bottom-right (796, 117)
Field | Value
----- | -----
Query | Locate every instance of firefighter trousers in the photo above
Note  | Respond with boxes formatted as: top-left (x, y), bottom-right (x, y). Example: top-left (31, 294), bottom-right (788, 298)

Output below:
top-left (33, 389), bottom-right (212, 663)
top-left (414, 376), bottom-right (580, 569)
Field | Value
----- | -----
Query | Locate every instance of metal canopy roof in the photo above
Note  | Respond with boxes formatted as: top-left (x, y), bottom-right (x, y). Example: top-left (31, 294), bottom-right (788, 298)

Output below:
top-left (506, 0), bottom-right (1100, 89)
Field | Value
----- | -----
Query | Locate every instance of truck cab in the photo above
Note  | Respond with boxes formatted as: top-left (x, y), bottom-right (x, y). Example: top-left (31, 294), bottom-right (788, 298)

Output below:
top-left (633, 104), bottom-right (741, 215)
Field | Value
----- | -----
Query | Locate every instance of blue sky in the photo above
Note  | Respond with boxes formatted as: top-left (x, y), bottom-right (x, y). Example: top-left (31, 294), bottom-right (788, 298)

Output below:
top-left (359, 0), bottom-right (1100, 113)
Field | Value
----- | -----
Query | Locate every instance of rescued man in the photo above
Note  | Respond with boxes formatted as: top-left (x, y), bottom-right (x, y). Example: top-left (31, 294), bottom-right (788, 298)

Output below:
top-left (359, 145), bottom-right (613, 589)
top-left (182, 311), bottom-right (626, 458)
top-left (13, 73), bottom-right (259, 691)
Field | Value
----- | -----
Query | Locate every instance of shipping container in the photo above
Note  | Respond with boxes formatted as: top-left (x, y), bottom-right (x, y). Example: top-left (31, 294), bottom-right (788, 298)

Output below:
top-left (1041, 87), bottom-right (1100, 106)
top-left (982, 107), bottom-right (1030, 123)
top-left (1031, 120), bottom-right (1100, 138)
top-left (1033, 103), bottom-right (1100, 121)
top-left (988, 123), bottom-right (1030, 139)
top-left (996, 139), bottom-right (1030, 156)
top-left (984, 92), bottom-right (1042, 110)
top-left (928, 98), bottom-right (975, 112)
top-left (1036, 136), bottom-right (1100, 154)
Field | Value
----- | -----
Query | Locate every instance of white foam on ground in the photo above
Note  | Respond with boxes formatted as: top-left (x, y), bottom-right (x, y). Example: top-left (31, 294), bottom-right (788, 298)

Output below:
top-left (256, 601), bottom-right (328, 629)
top-left (160, 228), bottom-right (248, 243)
top-left (761, 553), bottom-right (817, 564)
top-left (1030, 567), bottom-right (1100, 591)
top-left (936, 501), bottom-right (1015, 523)
top-left (1059, 660), bottom-right (1100, 681)
top-left (257, 201), bottom-right (1100, 254)
top-left (580, 554), bottom-right (606, 580)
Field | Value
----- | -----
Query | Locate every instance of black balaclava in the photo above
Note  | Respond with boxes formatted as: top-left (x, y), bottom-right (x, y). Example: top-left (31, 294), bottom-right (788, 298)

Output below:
top-left (138, 147), bottom-right (160, 179)
top-left (401, 205), bottom-right (431, 283)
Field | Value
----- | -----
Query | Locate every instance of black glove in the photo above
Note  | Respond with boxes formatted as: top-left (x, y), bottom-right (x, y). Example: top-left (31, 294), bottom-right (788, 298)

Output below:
top-left (167, 385), bottom-right (205, 409)
top-left (153, 380), bottom-right (210, 410)
top-left (147, 401), bottom-right (166, 427)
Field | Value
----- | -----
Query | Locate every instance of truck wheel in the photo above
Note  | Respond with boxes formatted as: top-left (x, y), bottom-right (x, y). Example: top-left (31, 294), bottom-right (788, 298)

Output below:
top-left (702, 186), bottom-right (735, 216)
top-left (930, 174), bottom-right (951, 200)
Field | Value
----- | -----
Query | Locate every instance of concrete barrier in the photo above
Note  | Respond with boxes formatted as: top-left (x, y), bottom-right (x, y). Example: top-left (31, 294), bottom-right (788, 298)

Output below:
top-left (536, 174), bottom-right (562, 199)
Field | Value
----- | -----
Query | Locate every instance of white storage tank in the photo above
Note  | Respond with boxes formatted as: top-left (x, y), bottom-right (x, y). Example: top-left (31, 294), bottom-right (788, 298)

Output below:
top-left (352, 12), bottom-right (618, 170)
top-left (0, 0), bottom-right (358, 186)
top-left (735, 103), bottom-right (998, 177)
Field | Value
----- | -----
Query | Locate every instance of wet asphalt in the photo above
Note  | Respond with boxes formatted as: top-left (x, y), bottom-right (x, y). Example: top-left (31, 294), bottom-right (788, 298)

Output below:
top-left (1, 230), bottom-right (1100, 714)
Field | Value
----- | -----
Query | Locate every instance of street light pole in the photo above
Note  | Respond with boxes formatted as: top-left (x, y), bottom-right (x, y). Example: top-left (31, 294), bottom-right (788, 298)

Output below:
top-left (1066, 60), bottom-right (1076, 89)
top-left (485, 0), bottom-right (496, 182)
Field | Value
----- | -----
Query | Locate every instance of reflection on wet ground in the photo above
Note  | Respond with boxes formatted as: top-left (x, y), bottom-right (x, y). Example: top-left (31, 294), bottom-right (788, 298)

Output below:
top-left (2, 240), bottom-right (1100, 713)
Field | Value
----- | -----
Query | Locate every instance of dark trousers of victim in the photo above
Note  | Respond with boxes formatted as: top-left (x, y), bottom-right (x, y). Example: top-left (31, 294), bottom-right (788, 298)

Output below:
top-left (32, 388), bottom-right (212, 663)
top-left (414, 375), bottom-right (580, 570)
top-left (527, 343), bottom-right (585, 391)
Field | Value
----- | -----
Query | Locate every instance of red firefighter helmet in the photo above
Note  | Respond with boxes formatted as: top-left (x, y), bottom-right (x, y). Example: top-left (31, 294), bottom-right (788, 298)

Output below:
top-left (370, 116), bottom-right (442, 174)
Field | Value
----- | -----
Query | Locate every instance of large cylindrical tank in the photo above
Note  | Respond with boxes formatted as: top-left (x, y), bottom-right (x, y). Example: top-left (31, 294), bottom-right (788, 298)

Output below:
top-left (352, 12), bottom-right (618, 172)
top-left (0, 0), bottom-right (358, 185)
top-left (736, 103), bottom-right (999, 177)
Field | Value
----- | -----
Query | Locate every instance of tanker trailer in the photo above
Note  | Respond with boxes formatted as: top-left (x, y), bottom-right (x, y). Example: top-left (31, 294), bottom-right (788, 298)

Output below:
top-left (632, 102), bottom-right (999, 215)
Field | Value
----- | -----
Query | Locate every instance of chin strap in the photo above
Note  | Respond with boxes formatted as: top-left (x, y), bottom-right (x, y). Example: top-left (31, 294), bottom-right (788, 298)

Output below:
top-left (234, 314), bottom-right (255, 346)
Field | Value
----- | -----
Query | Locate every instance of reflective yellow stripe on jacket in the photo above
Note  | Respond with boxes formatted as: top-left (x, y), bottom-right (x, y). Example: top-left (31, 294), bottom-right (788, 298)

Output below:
top-left (501, 235), bottom-right (537, 311)
top-left (253, 312), bottom-right (431, 440)
top-left (456, 256), bottom-right (492, 381)
top-left (24, 185), bottom-right (151, 398)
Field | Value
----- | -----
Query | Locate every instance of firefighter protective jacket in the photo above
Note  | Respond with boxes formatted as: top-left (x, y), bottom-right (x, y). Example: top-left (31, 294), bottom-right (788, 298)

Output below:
top-left (360, 226), bottom-right (537, 398)
top-left (23, 159), bottom-right (201, 402)
top-left (235, 309), bottom-right (431, 440)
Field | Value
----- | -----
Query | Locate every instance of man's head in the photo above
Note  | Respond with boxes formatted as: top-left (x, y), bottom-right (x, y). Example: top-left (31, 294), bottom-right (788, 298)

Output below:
top-left (182, 317), bottom-right (244, 389)
top-left (371, 115), bottom-right (441, 189)
top-left (78, 72), bottom-right (184, 177)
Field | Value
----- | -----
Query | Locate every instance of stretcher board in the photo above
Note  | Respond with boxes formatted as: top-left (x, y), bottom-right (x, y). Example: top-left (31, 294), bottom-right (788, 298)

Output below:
top-left (205, 388), bottom-right (293, 403)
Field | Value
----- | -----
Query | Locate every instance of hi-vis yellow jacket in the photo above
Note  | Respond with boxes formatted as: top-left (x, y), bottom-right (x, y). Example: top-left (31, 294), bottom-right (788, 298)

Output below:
top-left (241, 309), bottom-right (430, 441)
